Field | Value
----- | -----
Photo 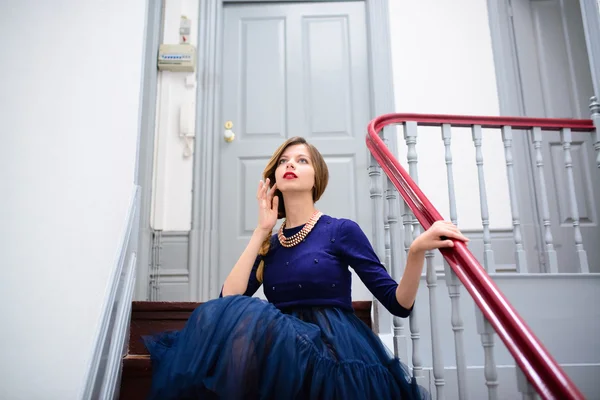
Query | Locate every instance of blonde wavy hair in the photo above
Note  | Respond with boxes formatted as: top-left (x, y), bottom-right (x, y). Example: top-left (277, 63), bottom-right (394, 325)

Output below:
top-left (256, 137), bottom-right (329, 282)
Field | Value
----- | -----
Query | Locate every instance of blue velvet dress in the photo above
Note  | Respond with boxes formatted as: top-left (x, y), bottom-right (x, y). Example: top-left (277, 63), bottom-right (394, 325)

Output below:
top-left (143, 216), bottom-right (429, 399)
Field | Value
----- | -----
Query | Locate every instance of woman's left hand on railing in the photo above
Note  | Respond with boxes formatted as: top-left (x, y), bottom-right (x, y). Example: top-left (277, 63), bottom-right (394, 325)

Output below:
top-left (410, 221), bottom-right (469, 254)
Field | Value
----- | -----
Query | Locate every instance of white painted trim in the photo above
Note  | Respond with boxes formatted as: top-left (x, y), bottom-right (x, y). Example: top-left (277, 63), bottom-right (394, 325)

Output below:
top-left (135, 0), bottom-right (163, 301)
top-left (99, 254), bottom-right (137, 399)
top-left (79, 185), bottom-right (140, 400)
top-left (190, 0), bottom-right (221, 301)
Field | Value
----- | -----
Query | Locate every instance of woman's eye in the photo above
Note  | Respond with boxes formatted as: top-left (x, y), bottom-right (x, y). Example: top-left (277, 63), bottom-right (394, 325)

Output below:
top-left (299, 159), bottom-right (308, 164)
top-left (278, 159), bottom-right (286, 164)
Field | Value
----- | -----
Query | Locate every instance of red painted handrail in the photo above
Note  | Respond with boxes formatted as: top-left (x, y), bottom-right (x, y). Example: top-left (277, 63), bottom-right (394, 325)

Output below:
top-left (367, 113), bottom-right (587, 400)
top-left (371, 112), bottom-right (595, 131)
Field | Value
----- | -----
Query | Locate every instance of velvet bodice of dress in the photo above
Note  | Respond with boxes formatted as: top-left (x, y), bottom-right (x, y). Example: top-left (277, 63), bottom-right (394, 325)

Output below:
top-left (238, 215), bottom-right (412, 318)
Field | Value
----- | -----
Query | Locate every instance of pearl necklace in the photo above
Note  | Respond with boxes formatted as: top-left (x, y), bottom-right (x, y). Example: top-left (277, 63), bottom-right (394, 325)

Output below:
top-left (278, 211), bottom-right (323, 248)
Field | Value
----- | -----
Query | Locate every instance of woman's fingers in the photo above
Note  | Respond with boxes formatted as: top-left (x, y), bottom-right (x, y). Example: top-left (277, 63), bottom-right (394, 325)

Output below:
top-left (437, 221), bottom-right (460, 232)
top-left (266, 182), bottom-right (276, 208)
top-left (439, 229), bottom-right (469, 243)
top-left (433, 222), bottom-right (469, 243)
top-left (450, 230), bottom-right (469, 242)
top-left (412, 221), bottom-right (470, 252)
top-left (257, 178), bottom-right (270, 202)
top-left (434, 238), bottom-right (454, 248)
top-left (436, 220), bottom-right (454, 226)
top-left (267, 182), bottom-right (277, 201)
top-left (257, 180), bottom-right (268, 209)
top-left (257, 179), bottom-right (278, 212)
top-left (262, 178), bottom-right (270, 198)
top-left (256, 180), bottom-right (264, 199)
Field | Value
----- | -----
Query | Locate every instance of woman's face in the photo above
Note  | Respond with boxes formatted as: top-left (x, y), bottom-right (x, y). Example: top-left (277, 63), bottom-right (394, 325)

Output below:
top-left (274, 144), bottom-right (315, 195)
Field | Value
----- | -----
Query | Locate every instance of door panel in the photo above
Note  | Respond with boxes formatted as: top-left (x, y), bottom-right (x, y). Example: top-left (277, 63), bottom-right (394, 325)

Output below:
top-left (219, 2), bottom-right (373, 298)
top-left (241, 18), bottom-right (287, 138)
top-left (511, 0), bottom-right (600, 272)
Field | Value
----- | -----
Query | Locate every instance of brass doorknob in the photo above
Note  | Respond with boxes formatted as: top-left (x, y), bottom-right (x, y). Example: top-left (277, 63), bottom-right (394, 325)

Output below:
top-left (224, 121), bottom-right (235, 142)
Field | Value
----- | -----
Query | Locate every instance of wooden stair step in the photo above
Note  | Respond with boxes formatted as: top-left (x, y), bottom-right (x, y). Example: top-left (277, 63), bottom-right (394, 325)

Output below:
top-left (128, 300), bottom-right (372, 355)
top-left (121, 300), bottom-right (372, 399)
top-left (120, 355), bottom-right (152, 400)
top-left (129, 301), bottom-right (204, 355)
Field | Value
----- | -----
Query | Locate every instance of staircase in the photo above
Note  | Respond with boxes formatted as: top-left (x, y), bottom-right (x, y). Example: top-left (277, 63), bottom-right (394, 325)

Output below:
top-left (119, 300), bottom-right (374, 399)
top-left (117, 108), bottom-right (599, 399)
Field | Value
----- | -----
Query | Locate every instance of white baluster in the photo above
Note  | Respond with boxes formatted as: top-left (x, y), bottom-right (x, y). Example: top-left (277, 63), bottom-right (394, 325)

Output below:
top-left (501, 126), bottom-right (528, 272)
top-left (419, 127), bottom-right (446, 400)
top-left (472, 125), bottom-right (496, 271)
top-left (561, 128), bottom-right (589, 272)
top-left (426, 247), bottom-right (446, 399)
top-left (386, 177), bottom-right (409, 362)
top-left (384, 125), bottom-right (410, 362)
top-left (368, 152), bottom-right (390, 333)
top-left (403, 122), bottom-right (425, 387)
top-left (385, 175), bottom-right (408, 362)
top-left (531, 128), bottom-right (559, 273)
top-left (471, 125), bottom-right (499, 399)
top-left (380, 124), bottom-right (409, 362)
top-left (441, 124), bottom-right (468, 399)
top-left (385, 197), bottom-right (392, 276)
top-left (476, 310), bottom-right (499, 399)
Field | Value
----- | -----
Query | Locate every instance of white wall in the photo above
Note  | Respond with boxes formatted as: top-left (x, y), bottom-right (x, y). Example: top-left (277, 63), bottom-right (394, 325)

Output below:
top-left (388, 0), bottom-right (512, 231)
top-left (151, 0), bottom-right (198, 231)
top-left (0, 1), bottom-right (146, 398)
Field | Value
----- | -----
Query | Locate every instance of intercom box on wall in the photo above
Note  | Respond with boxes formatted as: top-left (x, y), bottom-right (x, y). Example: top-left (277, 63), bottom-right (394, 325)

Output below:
top-left (158, 44), bottom-right (196, 72)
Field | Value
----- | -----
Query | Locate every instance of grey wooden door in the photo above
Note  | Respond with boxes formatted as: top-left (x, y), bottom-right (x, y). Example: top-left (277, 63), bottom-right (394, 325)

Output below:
top-left (511, 0), bottom-right (600, 272)
top-left (218, 2), bottom-right (374, 296)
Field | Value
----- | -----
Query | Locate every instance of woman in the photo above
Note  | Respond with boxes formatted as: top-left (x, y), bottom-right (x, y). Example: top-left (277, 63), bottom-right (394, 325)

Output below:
top-left (143, 137), bottom-right (468, 399)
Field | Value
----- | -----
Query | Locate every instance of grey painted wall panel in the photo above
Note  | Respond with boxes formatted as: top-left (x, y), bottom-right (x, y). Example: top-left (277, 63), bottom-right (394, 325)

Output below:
top-left (160, 232), bottom-right (190, 272)
top-left (151, 231), bottom-right (190, 301)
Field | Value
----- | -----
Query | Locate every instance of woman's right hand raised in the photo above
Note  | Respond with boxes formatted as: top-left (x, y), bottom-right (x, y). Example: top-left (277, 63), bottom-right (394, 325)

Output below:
top-left (256, 178), bottom-right (279, 235)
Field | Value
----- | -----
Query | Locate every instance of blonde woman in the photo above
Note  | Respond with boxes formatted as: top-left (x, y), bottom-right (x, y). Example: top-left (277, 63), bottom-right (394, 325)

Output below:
top-left (143, 136), bottom-right (468, 399)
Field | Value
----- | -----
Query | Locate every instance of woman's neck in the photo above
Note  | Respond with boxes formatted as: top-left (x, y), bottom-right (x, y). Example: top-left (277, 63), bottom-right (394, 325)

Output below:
top-left (282, 193), bottom-right (317, 228)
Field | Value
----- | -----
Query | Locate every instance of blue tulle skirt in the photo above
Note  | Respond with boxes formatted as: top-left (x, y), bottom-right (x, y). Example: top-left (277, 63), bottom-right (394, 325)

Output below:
top-left (142, 295), bottom-right (429, 399)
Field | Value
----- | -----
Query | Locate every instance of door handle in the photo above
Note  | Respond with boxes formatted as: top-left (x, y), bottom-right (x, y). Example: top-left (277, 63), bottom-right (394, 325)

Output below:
top-left (224, 121), bottom-right (235, 142)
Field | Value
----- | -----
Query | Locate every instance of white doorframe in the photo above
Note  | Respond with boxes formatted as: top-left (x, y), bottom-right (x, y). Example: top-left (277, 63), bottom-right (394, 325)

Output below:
top-left (134, 0), bottom-right (163, 301)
